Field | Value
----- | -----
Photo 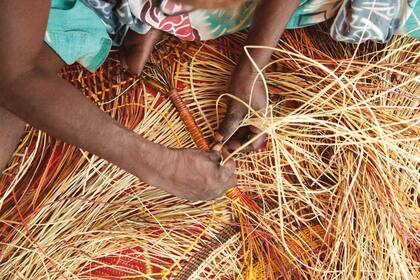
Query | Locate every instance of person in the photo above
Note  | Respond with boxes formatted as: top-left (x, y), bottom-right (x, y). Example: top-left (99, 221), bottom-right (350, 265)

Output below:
top-left (0, 0), bottom-right (238, 202)
top-left (0, 0), bottom-right (418, 201)
top-left (82, 0), bottom-right (420, 152)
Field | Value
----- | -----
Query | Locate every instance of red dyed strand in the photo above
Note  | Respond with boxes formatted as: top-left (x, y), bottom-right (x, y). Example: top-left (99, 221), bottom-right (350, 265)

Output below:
top-left (168, 89), bottom-right (210, 152)
top-left (167, 89), bottom-right (261, 213)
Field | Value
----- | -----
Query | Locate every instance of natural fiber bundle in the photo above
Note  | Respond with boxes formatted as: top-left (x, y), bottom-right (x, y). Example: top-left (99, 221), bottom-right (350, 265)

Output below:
top-left (0, 60), bottom-right (233, 279)
top-left (1, 25), bottom-right (419, 279)
top-left (175, 27), bottom-right (419, 278)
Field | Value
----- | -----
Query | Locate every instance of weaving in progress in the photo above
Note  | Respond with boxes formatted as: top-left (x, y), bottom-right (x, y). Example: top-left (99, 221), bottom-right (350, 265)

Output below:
top-left (0, 0), bottom-right (419, 278)
top-left (0, 25), bottom-right (419, 278)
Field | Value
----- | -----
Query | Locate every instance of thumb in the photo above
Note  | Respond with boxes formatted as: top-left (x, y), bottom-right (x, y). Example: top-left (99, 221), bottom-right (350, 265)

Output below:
top-left (208, 151), bottom-right (221, 162)
top-left (218, 106), bottom-right (246, 141)
top-left (220, 159), bottom-right (236, 180)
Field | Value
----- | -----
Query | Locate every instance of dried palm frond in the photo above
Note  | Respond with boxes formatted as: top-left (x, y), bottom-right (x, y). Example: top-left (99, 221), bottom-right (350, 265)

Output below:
top-left (175, 27), bottom-right (419, 278)
top-left (1, 26), bottom-right (419, 280)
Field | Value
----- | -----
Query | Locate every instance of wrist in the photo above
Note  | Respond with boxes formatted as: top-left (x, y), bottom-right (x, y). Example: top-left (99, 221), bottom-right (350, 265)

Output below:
top-left (231, 59), bottom-right (267, 90)
top-left (125, 133), bottom-right (170, 183)
top-left (235, 51), bottom-right (269, 78)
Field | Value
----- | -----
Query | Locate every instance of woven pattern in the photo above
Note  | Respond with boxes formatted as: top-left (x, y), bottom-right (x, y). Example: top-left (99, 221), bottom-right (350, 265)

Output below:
top-left (1, 27), bottom-right (419, 279)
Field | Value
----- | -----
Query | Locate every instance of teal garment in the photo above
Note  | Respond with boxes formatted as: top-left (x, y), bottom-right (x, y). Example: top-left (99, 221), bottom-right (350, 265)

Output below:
top-left (401, 0), bottom-right (420, 38)
top-left (45, 0), bottom-right (112, 72)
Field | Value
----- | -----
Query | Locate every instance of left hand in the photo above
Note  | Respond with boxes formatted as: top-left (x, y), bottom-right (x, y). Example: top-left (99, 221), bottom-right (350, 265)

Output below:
top-left (214, 0), bottom-right (301, 153)
top-left (216, 68), bottom-right (268, 153)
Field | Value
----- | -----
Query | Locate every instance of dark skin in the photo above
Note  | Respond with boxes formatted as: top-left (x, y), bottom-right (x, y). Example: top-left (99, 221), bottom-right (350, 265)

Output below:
top-left (0, 1), bottom-right (236, 201)
top-left (219, 0), bottom-right (301, 151)
top-left (120, 27), bottom-right (163, 74)
top-left (0, 0), bottom-right (300, 200)
top-left (122, 0), bottom-right (301, 150)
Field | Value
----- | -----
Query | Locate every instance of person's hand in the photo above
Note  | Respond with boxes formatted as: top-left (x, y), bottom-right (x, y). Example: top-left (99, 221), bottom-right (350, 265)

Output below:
top-left (216, 69), bottom-right (268, 152)
top-left (148, 148), bottom-right (237, 201)
top-left (120, 28), bottom-right (162, 75)
top-left (214, 0), bottom-right (301, 152)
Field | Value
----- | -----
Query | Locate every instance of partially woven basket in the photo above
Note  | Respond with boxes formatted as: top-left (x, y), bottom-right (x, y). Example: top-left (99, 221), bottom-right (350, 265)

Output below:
top-left (0, 26), bottom-right (418, 279)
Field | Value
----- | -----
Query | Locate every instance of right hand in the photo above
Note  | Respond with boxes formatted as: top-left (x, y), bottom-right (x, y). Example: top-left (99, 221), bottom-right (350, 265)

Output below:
top-left (150, 148), bottom-right (237, 201)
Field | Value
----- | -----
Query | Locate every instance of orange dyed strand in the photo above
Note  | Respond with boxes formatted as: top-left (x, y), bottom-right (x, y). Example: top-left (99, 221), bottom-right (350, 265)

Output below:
top-left (167, 89), bottom-right (261, 213)
top-left (168, 89), bottom-right (210, 152)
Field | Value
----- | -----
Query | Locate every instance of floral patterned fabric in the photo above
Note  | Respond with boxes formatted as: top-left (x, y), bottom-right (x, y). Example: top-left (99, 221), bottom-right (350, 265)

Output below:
top-left (83, 0), bottom-right (419, 45)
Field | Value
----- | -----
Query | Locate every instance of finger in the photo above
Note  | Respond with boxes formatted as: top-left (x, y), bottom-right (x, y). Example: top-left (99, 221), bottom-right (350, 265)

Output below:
top-left (249, 125), bottom-right (262, 134)
top-left (249, 127), bottom-right (266, 151)
top-left (239, 136), bottom-right (266, 153)
top-left (215, 176), bottom-right (237, 199)
top-left (224, 127), bottom-right (249, 152)
top-left (208, 151), bottom-right (221, 162)
top-left (220, 159), bottom-right (236, 179)
top-left (211, 131), bottom-right (225, 152)
top-left (212, 142), bottom-right (224, 153)
top-left (225, 139), bottom-right (242, 153)
top-left (224, 158), bottom-right (236, 171)
top-left (227, 176), bottom-right (237, 188)
top-left (231, 127), bottom-right (266, 153)
top-left (231, 127), bottom-right (249, 140)
top-left (214, 131), bottom-right (224, 143)
top-left (218, 107), bottom-right (246, 140)
top-left (221, 146), bottom-right (231, 159)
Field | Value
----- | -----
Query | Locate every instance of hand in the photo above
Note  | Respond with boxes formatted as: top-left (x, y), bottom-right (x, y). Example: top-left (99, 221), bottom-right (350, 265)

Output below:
top-left (120, 28), bottom-right (162, 75)
top-left (215, 0), bottom-right (300, 152)
top-left (217, 68), bottom-right (268, 152)
top-left (148, 148), bottom-right (237, 201)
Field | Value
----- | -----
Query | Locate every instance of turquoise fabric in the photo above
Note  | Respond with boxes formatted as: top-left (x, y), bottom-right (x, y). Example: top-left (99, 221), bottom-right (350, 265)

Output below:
top-left (44, 0), bottom-right (112, 72)
top-left (287, 0), bottom-right (341, 29)
top-left (402, 0), bottom-right (420, 38)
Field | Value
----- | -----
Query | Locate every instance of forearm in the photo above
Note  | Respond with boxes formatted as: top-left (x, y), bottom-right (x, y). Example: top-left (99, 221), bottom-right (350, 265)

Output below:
top-left (236, 0), bottom-right (301, 74)
top-left (0, 69), bottom-right (165, 181)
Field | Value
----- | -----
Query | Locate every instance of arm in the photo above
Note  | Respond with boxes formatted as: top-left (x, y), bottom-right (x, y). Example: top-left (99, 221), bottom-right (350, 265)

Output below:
top-left (235, 0), bottom-right (301, 75)
top-left (0, 1), bottom-right (236, 201)
top-left (217, 0), bottom-right (301, 150)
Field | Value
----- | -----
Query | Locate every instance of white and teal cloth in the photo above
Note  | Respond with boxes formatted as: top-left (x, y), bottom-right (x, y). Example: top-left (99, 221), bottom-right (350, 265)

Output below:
top-left (45, 0), bottom-right (112, 72)
top-left (46, 0), bottom-right (419, 71)
top-left (331, 0), bottom-right (420, 43)
top-left (83, 0), bottom-right (419, 43)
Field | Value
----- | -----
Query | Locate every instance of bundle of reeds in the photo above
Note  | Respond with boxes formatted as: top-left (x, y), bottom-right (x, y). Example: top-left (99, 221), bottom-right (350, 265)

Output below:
top-left (0, 25), bottom-right (418, 279)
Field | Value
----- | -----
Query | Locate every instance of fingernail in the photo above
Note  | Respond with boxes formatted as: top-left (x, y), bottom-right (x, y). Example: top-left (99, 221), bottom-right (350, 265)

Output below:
top-left (212, 143), bottom-right (223, 152)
